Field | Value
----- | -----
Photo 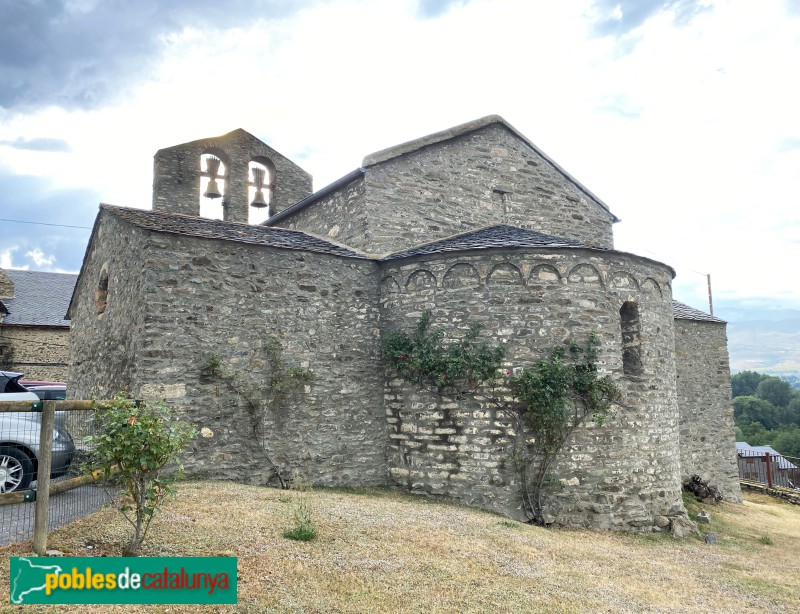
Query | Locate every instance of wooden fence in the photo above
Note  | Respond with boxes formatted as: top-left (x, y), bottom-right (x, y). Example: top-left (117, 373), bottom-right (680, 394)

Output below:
top-left (0, 399), bottom-right (102, 553)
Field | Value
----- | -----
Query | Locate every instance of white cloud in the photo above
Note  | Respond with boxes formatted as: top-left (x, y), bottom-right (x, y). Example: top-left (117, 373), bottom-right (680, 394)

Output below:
top-left (0, 247), bottom-right (29, 271)
top-left (25, 248), bottom-right (56, 267)
top-left (0, 0), bottom-right (798, 308)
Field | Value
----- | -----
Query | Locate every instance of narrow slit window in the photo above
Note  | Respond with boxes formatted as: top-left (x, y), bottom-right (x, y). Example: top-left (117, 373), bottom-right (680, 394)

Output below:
top-left (620, 301), bottom-right (642, 376)
top-left (96, 268), bottom-right (109, 315)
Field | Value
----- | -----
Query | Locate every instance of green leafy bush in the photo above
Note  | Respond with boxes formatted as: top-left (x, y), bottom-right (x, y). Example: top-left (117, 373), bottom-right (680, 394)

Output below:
top-left (85, 394), bottom-right (198, 555)
top-left (384, 311), bottom-right (505, 392)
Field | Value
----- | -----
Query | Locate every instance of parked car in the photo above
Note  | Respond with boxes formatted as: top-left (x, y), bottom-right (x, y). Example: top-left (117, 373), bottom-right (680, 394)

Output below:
top-left (0, 371), bottom-right (75, 493)
top-left (23, 384), bottom-right (67, 401)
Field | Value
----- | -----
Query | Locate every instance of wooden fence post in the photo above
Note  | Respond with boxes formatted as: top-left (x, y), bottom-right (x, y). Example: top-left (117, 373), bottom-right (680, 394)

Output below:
top-left (764, 452), bottom-right (773, 488)
top-left (33, 400), bottom-right (55, 555)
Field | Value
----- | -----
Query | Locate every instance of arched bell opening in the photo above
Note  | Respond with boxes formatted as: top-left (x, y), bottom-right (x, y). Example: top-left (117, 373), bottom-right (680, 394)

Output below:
top-left (199, 153), bottom-right (228, 220)
top-left (248, 157), bottom-right (275, 224)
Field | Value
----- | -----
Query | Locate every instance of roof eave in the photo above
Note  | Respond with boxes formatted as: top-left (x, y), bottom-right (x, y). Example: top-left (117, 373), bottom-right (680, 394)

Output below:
top-left (263, 168), bottom-right (365, 226)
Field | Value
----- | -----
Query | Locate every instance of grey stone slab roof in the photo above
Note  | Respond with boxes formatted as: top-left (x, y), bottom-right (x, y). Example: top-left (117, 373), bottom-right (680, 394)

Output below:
top-left (672, 300), bottom-right (726, 323)
top-left (2, 269), bottom-right (77, 326)
top-left (381, 224), bottom-right (590, 261)
top-left (103, 204), bottom-right (367, 259)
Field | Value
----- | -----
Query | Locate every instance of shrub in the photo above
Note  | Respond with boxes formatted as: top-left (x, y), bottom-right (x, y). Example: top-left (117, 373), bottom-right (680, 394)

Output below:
top-left (85, 394), bottom-right (198, 555)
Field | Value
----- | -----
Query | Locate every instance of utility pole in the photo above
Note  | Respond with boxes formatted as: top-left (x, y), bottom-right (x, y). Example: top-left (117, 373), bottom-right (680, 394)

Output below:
top-left (707, 274), bottom-right (714, 316)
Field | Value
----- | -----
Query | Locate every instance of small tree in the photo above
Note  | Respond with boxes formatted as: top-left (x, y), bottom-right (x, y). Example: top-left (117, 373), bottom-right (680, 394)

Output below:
top-left (85, 394), bottom-right (197, 555)
top-left (508, 334), bottom-right (620, 524)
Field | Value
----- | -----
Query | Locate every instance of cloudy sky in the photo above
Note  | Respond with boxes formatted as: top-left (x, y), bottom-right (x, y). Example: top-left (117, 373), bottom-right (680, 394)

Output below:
top-left (1, 0), bottom-right (798, 313)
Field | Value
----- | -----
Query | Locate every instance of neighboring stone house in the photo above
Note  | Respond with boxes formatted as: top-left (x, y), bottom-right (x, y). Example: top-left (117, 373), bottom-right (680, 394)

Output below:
top-left (0, 268), bottom-right (76, 382)
top-left (67, 115), bottom-right (742, 530)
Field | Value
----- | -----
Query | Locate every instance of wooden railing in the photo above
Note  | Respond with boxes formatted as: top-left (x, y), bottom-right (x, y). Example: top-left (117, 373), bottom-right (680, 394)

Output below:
top-left (0, 399), bottom-right (103, 553)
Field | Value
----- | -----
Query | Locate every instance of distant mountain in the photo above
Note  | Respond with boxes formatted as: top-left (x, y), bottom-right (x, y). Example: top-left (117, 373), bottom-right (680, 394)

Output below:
top-left (713, 304), bottom-right (800, 378)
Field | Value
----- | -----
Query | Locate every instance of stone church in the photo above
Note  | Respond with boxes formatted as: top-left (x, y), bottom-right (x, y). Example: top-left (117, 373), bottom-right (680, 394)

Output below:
top-left (67, 115), bottom-right (741, 529)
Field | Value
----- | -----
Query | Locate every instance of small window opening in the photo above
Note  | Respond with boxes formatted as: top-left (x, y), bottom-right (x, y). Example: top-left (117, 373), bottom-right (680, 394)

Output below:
top-left (96, 268), bottom-right (109, 315)
top-left (620, 301), bottom-right (642, 376)
top-left (199, 154), bottom-right (226, 220)
top-left (248, 161), bottom-right (272, 224)
top-left (492, 189), bottom-right (510, 215)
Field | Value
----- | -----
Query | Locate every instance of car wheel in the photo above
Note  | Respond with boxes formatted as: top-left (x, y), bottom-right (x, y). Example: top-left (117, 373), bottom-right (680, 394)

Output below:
top-left (0, 447), bottom-right (34, 493)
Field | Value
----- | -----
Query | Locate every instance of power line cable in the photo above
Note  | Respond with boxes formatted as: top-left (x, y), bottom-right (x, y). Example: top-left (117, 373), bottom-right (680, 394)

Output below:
top-left (0, 218), bottom-right (92, 230)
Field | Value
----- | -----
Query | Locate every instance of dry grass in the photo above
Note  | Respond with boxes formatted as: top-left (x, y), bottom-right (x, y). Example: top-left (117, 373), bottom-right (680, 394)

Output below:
top-left (1, 483), bottom-right (799, 613)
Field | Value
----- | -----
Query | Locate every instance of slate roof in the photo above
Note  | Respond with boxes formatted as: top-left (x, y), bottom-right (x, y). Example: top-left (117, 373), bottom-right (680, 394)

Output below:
top-left (381, 224), bottom-right (590, 261)
top-left (2, 269), bottom-right (77, 327)
top-left (736, 442), bottom-right (797, 469)
top-left (672, 300), bottom-right (726, 323)
top-left (103, 204), bottom-right (367, 259)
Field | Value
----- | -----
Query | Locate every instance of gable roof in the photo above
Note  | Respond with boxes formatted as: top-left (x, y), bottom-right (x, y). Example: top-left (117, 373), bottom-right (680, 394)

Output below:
top-left (363, 115), bottom-right (619, 222)
top-left (672, 300), bottom-right (726, 323)
top-left (381, 224), bottom-right (590, 261)
top-left (266, 115), bottom-right (621, 228)
top-left (101, 204), bottom-right (367, 258)
top-left (1, 269), bottom-right (77, 327)
top-left (156, 128), bottom-right (264, 153)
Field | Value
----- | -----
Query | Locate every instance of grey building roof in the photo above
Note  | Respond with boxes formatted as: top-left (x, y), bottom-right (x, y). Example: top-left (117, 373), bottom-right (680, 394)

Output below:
top-left (736, 442), bottom-right (797, 469)
top-left (2, 269), bottom-right (77, 327)
top-left (381, 224), bottom-right (591, 261)
top-left (103, 204), bottom-right (368, 259)
top-left (672, 300), bottom-right (726, 323)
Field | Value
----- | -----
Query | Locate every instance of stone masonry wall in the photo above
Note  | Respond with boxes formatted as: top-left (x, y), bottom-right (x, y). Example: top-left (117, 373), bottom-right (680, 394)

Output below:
top-left (152, 129), bottom-right (312, 224)
top-left (69, 217), bottom-right (151, 397)
top-left (0, 325), bottom-right (69, 382)
top-left (675, 319), bottom-right (743, 502)
top-left (362, 124), bottom-right (615, 254)
top-left (276, 175), bottom-right (371, 252)
top-left (276, 124), bottom-right (615, 256)
top-left (380, 248), bottom-right (684, 529)
top-left (125, 231), bottom-right (387, 488)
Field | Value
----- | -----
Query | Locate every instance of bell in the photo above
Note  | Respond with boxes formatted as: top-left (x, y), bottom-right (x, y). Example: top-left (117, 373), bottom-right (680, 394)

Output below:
top-left (204, 179), bottom-right (223, 199)
top-left (250, 166), bottom-right (268, 208)
top-left (250, 189), bottom-right (268, 208)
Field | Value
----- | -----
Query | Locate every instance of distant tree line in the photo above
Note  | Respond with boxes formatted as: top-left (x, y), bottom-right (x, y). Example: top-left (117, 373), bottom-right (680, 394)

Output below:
top-left (731, 371), bottom-right (800, 457)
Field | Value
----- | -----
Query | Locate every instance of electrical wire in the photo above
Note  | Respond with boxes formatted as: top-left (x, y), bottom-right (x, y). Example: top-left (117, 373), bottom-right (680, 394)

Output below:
top-left (0, 218), bottom-right (92, 230)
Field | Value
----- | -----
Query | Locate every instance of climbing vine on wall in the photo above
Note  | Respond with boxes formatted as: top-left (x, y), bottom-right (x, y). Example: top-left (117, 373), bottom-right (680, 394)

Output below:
top-left (383, 313), bottom-right (620, 526)
top-left (202, 339), bottom-right (313, 489)
top-left (384, 310), bottom-right (506, 393)
top-left (507, 334), bottom-right (619, 524)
